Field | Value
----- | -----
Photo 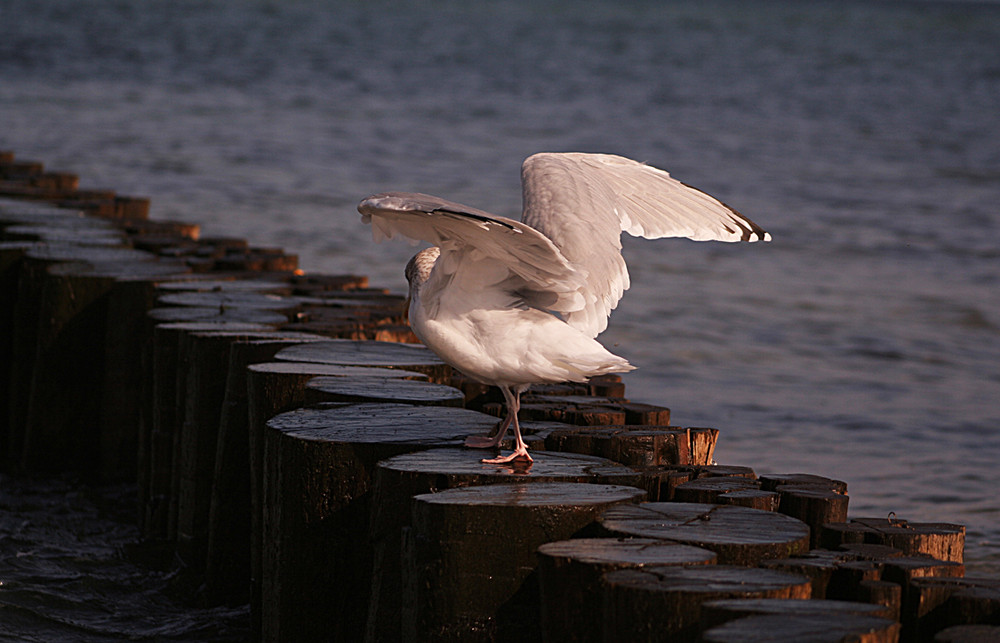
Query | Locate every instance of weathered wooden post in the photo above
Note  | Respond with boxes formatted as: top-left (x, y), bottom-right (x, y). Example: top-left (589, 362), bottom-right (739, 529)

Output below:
top-left (537, 538), bottom-right (716, 643)
top-left (258, 404), bottom-right (498, 642)
top-left (404, 482), bottom-right (647, 642)
top-left (602, 565), bottom-right (812, 642)
top-left (367, 447), bottom-right (647, 643)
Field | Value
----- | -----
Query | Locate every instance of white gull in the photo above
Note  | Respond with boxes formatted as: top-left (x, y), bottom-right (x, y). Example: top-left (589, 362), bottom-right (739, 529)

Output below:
top-left (359, 152), bottom-right (770, 464)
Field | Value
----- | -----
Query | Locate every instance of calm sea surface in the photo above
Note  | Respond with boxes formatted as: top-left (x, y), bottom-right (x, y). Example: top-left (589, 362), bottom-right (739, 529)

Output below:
top-left (2, 0), bottom-right (999, 638)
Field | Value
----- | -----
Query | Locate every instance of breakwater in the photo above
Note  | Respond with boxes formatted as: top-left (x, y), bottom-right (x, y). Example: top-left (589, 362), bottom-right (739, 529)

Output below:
top-left (1, 152), bottom-right (997, 642)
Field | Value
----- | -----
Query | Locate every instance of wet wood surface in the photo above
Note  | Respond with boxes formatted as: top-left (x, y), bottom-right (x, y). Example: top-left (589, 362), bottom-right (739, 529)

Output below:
top-left (245, 363), bottom-right (433, 634)
top-left (543, 425), bottom-right (699, 467)
top-left (275, 339), bottom-right (451, 382)
top-left (599, 502), bottom-right (811, 565)
top-left (405, 482), bottom-right (646, 642)
top-left (672, 475), bottom-right (760, 504)
top-left (905, 577), bottom-right (1000, 641)
top-left (602, 565), bottom-right (812, 642)
top-left (10, 245), bottom-right (157, 473)
top-left (260, 404), bottom-right (501, 643)
top-left (934, 624), bottom-right (1000, 643)
top-left (760, 472), bottom-right (848, 494)
top-left (304, 375), bottom-right (465, 406)
top-left (821, 517), bottom-right (965, 563)
top-left (147, 304), bottom-right (290, 325)
top-left (700, 596), bottom-right (896, 628)
top-left (143, 321), bottom-right (271, 539)
top-left (776, 485), bottom-right (850, 549)
top-left (700, 613), bottom-right (900, 643)
top-left (538, 538), bottom-right (716, 643)
top-left (172, 330), bottom-right (323, 590)
top-left (203, 334), bottom-right (325, 605)
top-left (368, 447), bottom-right (648, 643)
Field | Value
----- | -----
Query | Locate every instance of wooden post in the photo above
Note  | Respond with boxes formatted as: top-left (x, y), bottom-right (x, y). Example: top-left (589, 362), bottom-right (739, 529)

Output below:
top-left (203, 335), bottom-right (328, 606)
top-left (538, 538), bottom-right (715, 643)
top-left (405, 482), bottom-right (646, 642)
top-left (173, 329), bottom-right (324, 592)
top-left (904, 577), bottom-right (1000, 641)
top-left (700, 613), bottom-right (900, 643)
top-left (820, 517), bottom-right (965, 564)
top-left (46, 260), bottom-right (196, 480)
top-left (700, 597), bottom-right (896, 629)
top-left (774, 484), bottom-right (850, 549)
top-left (0, 239), bottom-right (41, 466)
top-left (259, 404), bottom-right (500, 642)
top-left (274, 339), bottom-right (452, 383)
top-left (935, 625), bottom-right (1000, 643)
top-left (146, 321), bottom-right (273, 540)
top-left (602, 565), bottom-right (812, 642)
top-left (303, 375), bottom-right (465, 407)
top-left (599, 502), bottom-right (811, 566)
top-left (368, 447), bottom-right (648, 643)
top-left (17, 245), bottom-right (158, 473)
top-left (672, 475), bottom-right (760, 504)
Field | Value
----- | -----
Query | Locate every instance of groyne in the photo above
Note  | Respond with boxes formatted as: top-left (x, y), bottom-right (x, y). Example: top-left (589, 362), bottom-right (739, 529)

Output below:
top-left (1, 151), bottom-right (997, 642)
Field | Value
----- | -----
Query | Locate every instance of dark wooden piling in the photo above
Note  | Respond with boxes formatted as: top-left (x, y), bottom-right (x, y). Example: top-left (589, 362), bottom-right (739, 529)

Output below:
top-left (50, 260), bottom-right (197, 480)
top-left (246, 361), bottom-right (429, 634)
top-left (303, 375), bottom-right (465, 407)
top-left (904, 577), bottom-right (1000, 641)
top-left (543, 425), bottom-right (703, 467)
top-left (367, 448), bottom-right (648, 643)
top-left (157, 289), bottom-right (303, 318)
top-left (934, 625), bottom-right (1000, 643)
top-left (759, 472), bottom-right (848, 494)
top-left (537, 538), bottom-right (716, 643)
top-left (0, 238), bottom-right (42, 465)
top-left (776, 485), bottom-right (850, 549)
top-left (144, 321), bottom-right (272, 540)
top-left (700, 597), bottom-right (897, 629)
top-left (147, 304), bottom-right (290, 326)
top-left (259, 404), bottom-right (500, 643)
top-left (172, 329), bottom-right (324, 588)
top-left (700, 612), bottom-right (901, 643)
top-left (405, 482), bottom-right (646, 642)
top-left (274, 338), bottom-right (452, 383)
top-left (672, 475), bottom-right (760, 503)
top-left (201, 337), bottom-right (346, 606)
top-left (289, 290), bottom-right (413, 342)
top-left (761, 549), bottom-right (856, 599)
top-left (599, 502), bottom-right (811, 566)
top-left (821, 517), bottom-right (965, 564)
top-left (14, 245), bottom-right (159, 473)
top-left (601, 565), bottom-right (812, 642)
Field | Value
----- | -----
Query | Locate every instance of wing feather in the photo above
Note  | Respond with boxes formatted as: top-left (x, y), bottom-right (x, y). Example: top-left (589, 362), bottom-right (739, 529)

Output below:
top-left (521, 153), bottom-right (770, 336)
top-left (358, 192), bottom-right (586, 311)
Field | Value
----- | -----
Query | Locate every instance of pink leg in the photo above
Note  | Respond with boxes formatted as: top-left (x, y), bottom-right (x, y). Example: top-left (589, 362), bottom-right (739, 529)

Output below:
top-left (482, 386), bottom-right (532, 464)
top-left (464, 412), bottom-right (511, 449)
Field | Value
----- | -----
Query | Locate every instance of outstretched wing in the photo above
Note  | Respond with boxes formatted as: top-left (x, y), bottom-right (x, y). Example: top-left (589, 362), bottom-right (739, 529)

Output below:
top-left (521, 152), bottom-right (770, 337)
top-left (359, 192), bottom-right (586, 311)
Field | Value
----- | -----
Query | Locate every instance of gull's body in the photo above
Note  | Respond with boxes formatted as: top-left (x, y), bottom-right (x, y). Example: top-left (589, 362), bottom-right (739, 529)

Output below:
top-left (359, 152), bottom-right (770, 463)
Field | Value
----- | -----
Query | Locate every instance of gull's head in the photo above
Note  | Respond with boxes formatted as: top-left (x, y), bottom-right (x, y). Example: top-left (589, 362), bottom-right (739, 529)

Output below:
top-left (404, 246), bottom-right (440, 294)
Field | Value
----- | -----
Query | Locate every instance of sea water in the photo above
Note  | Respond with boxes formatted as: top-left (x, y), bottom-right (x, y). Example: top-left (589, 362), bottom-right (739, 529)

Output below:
top-left (1, 0), bottom-right (998, 638)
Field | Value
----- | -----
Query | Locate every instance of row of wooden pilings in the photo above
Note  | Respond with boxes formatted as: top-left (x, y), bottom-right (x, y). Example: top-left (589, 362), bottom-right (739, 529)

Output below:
top-left (1, 151), bottom-right (997, 642)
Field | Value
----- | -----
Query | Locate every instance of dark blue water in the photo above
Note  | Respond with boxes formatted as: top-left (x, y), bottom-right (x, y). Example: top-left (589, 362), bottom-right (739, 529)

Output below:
top-left (2, 0), bottom-right (999, 637)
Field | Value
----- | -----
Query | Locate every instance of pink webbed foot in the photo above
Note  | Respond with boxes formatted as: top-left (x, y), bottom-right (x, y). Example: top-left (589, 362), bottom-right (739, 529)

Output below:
top-left (481, 447), bottom-right (533, 465)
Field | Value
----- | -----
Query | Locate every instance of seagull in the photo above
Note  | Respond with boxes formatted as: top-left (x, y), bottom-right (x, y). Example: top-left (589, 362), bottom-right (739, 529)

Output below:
top-left (359, 152), bottom-right (770, 464)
